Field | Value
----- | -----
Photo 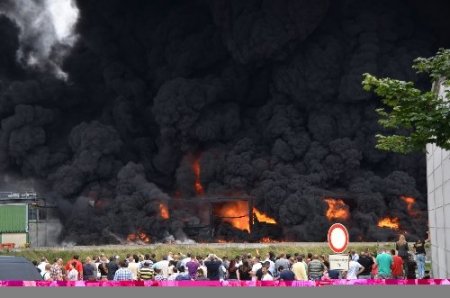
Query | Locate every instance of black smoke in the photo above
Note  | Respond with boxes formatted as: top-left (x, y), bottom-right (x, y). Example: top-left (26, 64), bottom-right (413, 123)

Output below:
top-left (0, 0), bottom-right (448, 244)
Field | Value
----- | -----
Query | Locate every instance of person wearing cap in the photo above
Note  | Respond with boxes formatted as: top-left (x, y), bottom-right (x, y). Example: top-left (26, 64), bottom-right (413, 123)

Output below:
top-left (152, 255), bottom-right (170, 278)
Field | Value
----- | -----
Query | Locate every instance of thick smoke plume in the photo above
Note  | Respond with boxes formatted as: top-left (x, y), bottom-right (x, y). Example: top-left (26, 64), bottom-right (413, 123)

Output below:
top-left (0, 0), bottom-right (79, 77)
top-left (1, 0), bottom-right (448, 244)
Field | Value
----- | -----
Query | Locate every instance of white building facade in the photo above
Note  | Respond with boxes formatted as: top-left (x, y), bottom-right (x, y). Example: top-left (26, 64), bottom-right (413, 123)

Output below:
top-left (427, 81), bottom-right (450, 278)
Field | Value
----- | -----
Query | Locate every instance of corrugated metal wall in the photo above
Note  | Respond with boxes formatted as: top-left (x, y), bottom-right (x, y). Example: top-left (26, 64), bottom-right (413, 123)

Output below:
top-left (0, 204), bottom-right (27, 233)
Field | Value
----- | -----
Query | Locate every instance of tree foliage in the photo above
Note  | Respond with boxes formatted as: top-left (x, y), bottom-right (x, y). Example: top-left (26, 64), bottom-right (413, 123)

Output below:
top-left (362, 48), bottom-right (450, 153)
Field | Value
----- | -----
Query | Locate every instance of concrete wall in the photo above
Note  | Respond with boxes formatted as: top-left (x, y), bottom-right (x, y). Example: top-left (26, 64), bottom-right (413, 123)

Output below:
top-left (28, 219), bottom-right (62, 247)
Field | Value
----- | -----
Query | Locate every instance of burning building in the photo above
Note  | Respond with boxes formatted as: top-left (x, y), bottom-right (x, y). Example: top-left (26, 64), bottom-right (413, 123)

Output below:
top-left (0, 0), bottom-right (448, 244)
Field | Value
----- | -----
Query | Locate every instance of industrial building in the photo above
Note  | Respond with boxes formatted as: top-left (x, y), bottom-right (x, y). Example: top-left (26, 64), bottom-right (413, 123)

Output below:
top-left (0, 192), bottom-right (60, 248)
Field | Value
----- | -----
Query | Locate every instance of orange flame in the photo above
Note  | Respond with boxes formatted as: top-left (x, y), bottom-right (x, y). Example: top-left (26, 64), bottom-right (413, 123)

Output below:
top-left (215, 201), bottom-right (250, 232)
top-left (159, 203), bottom-right (169, 219)
top-left (192, 157), bottom-right (205, 195)
top-left (377, 217), bottom-right (400, 229)
top-left (259, 237), bottom-right (279, 243)
top-left (253, 208), bottom-right (277, 224)
top-left (401, 196), bottom-right (419, 217)
top-left (127, 230), bottom-right (151, 243)
top-left (127, 234), bottom-right (137, 242)
top-left (324, 198), bottom-right (350, 221)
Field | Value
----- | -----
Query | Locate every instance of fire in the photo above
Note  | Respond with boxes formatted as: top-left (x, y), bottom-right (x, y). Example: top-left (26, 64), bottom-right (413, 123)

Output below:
top-left (159, 202), bottom-right (169, 219)
top-left (215, 201), bottom-right (250, 232)
top-left (259, 237), bottom-right (279, 243)
top-left (324, 198), bottom-right (350, 221)
top-left (127, 230), bottom-right (151, 243)
top-left (253, 208), bottom-right (277, 224)
top-left (192, 156), bottom-right (205, 195)
top-left (401, 196), bottom-right (419, 217)
top-left (377, 217), bottom-right (400, 229)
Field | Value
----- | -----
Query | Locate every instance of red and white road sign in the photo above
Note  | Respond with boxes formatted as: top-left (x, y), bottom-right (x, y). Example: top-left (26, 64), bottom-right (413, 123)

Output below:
top-left (327, 223), bottom-right (349, 254)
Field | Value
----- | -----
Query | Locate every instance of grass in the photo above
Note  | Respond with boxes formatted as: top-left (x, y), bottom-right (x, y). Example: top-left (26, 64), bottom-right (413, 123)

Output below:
top-left (0, 243), bottom-right (395, 262)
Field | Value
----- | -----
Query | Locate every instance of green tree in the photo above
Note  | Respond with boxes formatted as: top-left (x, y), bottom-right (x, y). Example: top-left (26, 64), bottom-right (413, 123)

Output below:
top-left (362, 48), bottom-right (450, 154)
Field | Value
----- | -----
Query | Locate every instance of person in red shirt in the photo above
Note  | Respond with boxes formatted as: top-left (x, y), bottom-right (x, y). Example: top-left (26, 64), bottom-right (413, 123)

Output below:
top-left (65, 255), bottom-right (84, 280)
top-left (390, 249), bottom-right (404, 279)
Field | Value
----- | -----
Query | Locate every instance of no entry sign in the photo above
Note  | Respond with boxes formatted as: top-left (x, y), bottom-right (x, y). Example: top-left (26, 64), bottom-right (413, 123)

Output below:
top-left (327, 223), bottom-right (349, 253)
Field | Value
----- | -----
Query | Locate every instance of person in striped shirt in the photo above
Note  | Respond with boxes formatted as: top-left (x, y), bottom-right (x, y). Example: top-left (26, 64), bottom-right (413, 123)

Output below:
top-left (113, 260), bottom-right (133, 281)
top-left (137, 261), bottom-right (154, 280)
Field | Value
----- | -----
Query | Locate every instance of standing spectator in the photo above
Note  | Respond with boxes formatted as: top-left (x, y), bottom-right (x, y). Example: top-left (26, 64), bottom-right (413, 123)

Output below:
top-left (370, 252), bottom-right (378, 279)
top-left (197, 256), bottom-right (208, 277)
top-left (292, 256), bottom-right (308, 281)
top-left (153, 268), bottom-right (166, 281)
top-left (99, 253), bottom-right (109, 264)
top-left (98, 262), bottom-right (108, 281)
top-left (263, 252), bottom-right (276, 276)
top-left (275, 254), bottom-right (290, 273)
top-left (107, 256), bottom-right (119, 280)
top-left (38, 257), bottom-right (49, 273)
top-left (376, 250), bottom-right (393, 279)
top-left (227, 259), bottom-right (238, 280)
top-left (277, 266), bottom-right (295, 281)
top-left (67, 262), bottom-right (79, 281)
top-left (350, 251), bottom-right (359, 262)
top-left (127, 255), bottom-right (140, 280)
top-left (250, 256), bottom-right (262, 281)
top-left (261, 265), bottom-right (274, 281)
top-left (175, 266), bottom-right (191, 281)
top-left (186, 256), bottom-right (200, 279)
top-left (345, 259), bottom-right (364, 280)
top-left (140, 254), bottom-right (153, 269)
top-left (390, 249), bottom-right (404, 279)
top-left (237, 260), bottom-right (252, 281)
top-left (113, 260), bottom-right (133, 281)
top-left (308, 255), bottom-right (325, 281)
top-left (180, 253), bottom-right (192, 269)
top-left (167, 267), bottom-right (179, 280)
top-left (65, 255), bottom-right (83, 280)
top-left (405, 254), bottom-right (417, 279)
top-left (137, 261), bottom-right (154, 280)
top-left (413, 239), bottom-right (426, 279)
top-left (32, 260), bottom-right (41, 274)
top-left (42, 264), bottom-right (53, 281)
top-left (152, 255), bottom-right (170, 278)
top-left (195, 268), bottom-right (208, 281)
top-left (50, 258), bottom-right (64, 281)
top-left (204, 254), bottom-right (222, 280)
top-left (357, 252), bottom-right (374, 279)
top-left (306, 253), bottom-right (313, 264)
top-left (83, 257), bottom-right (97, 281)
top-left (396, 234), bottom-right (409, 272)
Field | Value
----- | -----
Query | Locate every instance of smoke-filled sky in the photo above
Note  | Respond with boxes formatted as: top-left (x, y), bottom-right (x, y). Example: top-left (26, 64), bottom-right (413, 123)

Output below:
top-left (1, 0), bottom-right (449, 244)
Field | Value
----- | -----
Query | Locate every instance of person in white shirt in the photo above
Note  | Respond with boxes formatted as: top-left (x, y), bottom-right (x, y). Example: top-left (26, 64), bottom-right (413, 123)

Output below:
top-left (345, 260), bottom-right (364, 279)
top-left (127, 256), bottom-right (140, 280)
top-left (67, 262), bottom-right (79, 281)
top-left (41, 264), bottom-right (53, 281)
top-left (152, 256), bottom-right (170, 278)
top-left (261, 266), bottom-right (274, 281)
top-left (180, 253), bottom-right (192, 268)
top-left (350, 251), bottom-right (359, 262)
top-left (251, 256), bottom-right (262, 281)
top-left (38, 257), bottom-right (49, 273)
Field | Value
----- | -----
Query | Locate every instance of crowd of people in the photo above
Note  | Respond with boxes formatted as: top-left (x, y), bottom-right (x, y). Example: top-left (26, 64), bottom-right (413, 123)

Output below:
top-left (31, 236), bottom-right (429, 282)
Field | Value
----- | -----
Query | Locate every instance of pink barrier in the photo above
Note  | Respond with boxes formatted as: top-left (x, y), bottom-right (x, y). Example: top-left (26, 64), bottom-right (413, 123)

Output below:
top-left (1, 279), bottom-right (450, 287)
